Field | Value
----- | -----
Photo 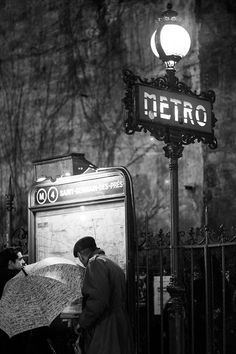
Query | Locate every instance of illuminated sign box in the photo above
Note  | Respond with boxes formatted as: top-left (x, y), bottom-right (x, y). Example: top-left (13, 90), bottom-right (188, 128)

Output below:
top-left (135, 84), bottom-right (213, 134)
top-left (34, 175), bottom-right (125, 206)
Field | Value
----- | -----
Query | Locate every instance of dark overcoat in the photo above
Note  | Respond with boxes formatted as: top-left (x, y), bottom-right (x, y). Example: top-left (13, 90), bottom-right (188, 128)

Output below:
top-left (78, 250), bottom-right (133, 354)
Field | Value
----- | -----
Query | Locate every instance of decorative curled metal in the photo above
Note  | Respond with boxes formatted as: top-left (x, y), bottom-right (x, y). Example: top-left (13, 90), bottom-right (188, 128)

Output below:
top-left (123, 70), bottom-right (216, 105)
top-left (177, 225), bottom-right (236, 245)
top-left (166, 275), bottom-right (185, 315)
top-left (138, 229), bottom-right (171, 249)
top-left (163, 141), bottom-right (184, 160)
top-left (149, 128), bottom-right (166, 142)
top-left (138, 225), bottom-right (236, 248)
top-left (122, 68), bottom-right (218, 149)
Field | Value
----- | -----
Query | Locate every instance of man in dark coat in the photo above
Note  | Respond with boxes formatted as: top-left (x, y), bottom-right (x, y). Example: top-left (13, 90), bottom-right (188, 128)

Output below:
top-left (0, 248), bottom-right (56, 354)
top-left (0, 247), bottom-right (26, 297)
top-left (0, 247), bottom-right (26, 353)
top-left (73, 236), bottom-right (133, 354)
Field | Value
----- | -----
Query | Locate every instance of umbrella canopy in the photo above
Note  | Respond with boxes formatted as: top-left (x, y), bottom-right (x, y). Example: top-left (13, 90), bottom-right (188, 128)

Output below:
top-left (0, 257), bottom-right (84, 338)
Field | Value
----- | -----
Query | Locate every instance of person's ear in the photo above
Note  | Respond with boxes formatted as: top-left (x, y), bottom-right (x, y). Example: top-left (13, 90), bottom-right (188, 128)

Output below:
top-left (8, 260), bottom-right (15, 269)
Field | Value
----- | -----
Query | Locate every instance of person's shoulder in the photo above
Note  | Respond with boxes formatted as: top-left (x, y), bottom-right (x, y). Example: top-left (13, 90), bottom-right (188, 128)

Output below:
top-left (89, 253), bottom-right (107, 264)
top-left (89, 254), bottom-right (122, 271)
top-left (0, 268), bottom-right (19, 278)
top-left (88, 249), bottom-right (106, 263)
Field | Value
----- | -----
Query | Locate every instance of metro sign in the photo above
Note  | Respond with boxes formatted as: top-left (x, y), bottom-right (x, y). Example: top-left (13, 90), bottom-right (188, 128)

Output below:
top-left (136, 85), bottom-right (212, 134)
top-left (122, 69), bottom-right (217, 148)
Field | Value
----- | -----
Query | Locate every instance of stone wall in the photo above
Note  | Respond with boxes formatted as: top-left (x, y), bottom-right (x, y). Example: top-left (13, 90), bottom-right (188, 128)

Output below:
top-left (197, 0), bottom-right (236, 228)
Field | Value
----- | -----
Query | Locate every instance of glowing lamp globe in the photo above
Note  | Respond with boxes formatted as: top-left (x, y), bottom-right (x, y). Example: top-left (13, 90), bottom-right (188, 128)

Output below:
top-left (150, 4), bottom-right (191, 69)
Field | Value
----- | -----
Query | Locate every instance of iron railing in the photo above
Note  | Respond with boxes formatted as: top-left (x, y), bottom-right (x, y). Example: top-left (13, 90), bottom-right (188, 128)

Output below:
top-left (135, 225), bottom-right (236, 354)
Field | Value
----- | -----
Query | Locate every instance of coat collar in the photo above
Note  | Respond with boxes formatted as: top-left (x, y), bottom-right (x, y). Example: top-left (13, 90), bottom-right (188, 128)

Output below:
top-left (88, 248), bottom-right (105, 262)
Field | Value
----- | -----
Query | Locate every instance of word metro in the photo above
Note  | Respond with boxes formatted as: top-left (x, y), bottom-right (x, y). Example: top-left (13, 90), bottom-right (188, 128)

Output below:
top-left (136, 85), bottom-right (212, 134)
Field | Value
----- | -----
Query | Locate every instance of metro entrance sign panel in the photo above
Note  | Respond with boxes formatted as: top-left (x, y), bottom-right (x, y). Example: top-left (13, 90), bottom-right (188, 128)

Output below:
top-left (136, 85), bottom-right (212, 134)
top-left (122, 69), bottom-right (217, 149)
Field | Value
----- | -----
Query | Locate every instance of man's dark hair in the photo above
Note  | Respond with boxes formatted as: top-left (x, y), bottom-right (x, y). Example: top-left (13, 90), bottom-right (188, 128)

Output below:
top-left (73, 237), bottom-right (97, 257)
top-left (0, 247), bottom-right (21, 268)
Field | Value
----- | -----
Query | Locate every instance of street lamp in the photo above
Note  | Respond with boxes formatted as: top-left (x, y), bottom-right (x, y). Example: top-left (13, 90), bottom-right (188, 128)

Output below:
top-left (122, 3), bottom-right (217, 354)
top-left (149, 6), bottom-right (192, 354)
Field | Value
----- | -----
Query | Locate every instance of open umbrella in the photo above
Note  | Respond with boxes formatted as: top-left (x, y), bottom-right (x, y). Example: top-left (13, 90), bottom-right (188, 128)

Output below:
top-left (0, 257), bottom-right (85, 338)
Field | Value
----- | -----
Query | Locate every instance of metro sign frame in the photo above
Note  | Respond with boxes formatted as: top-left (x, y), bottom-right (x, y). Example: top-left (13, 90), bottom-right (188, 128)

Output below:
top-left (122, 69), bottom-right (217, 149)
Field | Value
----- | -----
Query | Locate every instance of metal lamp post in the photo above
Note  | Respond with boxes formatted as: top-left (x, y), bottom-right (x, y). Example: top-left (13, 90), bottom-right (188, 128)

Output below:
top-left (122, 3), bottom-right (217, 353)
top-left (150, 5), bottom-right (191, 353)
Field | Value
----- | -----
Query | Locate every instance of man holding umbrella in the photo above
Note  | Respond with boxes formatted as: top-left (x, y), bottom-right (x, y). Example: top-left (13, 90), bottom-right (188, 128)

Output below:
top-left (0, 247), bottom-right (56, 354)
top-left (0, 247), bottom-right (26, 353)
top-left (0, 248), bottom-right (84, 354)
top-left (73, 236), bottom-right (133, 354)
top-left (0, 247), bottom-right (26, 297)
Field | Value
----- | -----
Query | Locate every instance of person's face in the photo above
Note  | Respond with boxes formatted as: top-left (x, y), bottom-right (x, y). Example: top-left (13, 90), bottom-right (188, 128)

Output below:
top-left (8, 252), bottom-right (26, 270)
top-left (77, 252), bottom-right (89, 267)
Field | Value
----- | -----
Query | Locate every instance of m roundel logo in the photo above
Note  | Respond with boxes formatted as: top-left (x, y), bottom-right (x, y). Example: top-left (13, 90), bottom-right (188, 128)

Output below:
top-left (36, 188), bottom-right (47, 205)
top-left (36, 187), bottom-right (59, 205)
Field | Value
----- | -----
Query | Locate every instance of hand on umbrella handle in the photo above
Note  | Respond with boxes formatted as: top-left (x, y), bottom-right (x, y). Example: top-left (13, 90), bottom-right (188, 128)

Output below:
top-left (74, 323), bottom-right (81, 335)
top-left (72, 318), bottom-right (81, 335)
